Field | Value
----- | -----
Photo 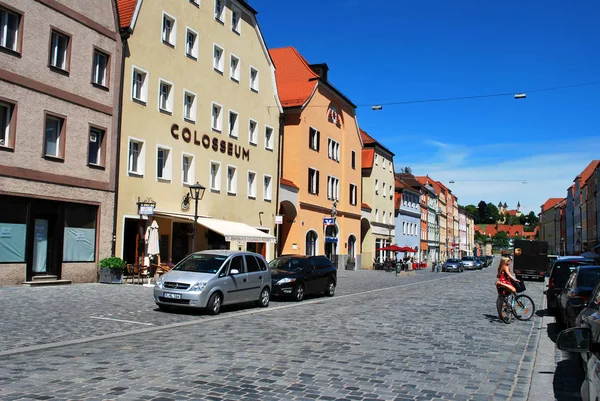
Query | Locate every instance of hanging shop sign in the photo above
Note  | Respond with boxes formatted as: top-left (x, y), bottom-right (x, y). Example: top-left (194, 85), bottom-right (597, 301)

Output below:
top-left (171, 124), bottom-right (250, 162)
top-left (325, 237), bottom-right (338, 243)
top-left (323, 217), bottom-right (335, 226)
top-left (137, 197), bottom-right (156, 216)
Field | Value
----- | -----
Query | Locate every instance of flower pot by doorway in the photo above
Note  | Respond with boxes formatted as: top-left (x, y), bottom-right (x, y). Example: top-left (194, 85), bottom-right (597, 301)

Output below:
top-left (98, 257), bottom-right (126, 284)
top-left (346, 261), bottom-right (356, 271)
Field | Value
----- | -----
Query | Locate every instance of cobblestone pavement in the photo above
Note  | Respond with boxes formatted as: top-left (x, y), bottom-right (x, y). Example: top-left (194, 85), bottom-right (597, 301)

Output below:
top-left (0, 261), bottom-right (582, 400)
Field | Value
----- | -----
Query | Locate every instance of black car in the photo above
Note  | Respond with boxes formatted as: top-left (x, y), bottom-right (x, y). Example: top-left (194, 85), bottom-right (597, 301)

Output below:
top-left (557, 265), bottom-right (600, 327)
top-left (546, 256), bottom-right (596, 316)
top-left (269, 255), bottom-right (337, 302)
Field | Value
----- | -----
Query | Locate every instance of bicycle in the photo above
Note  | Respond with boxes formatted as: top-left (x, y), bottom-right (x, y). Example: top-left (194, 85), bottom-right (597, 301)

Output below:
top-left (496, 285), bottom-right (535, 324)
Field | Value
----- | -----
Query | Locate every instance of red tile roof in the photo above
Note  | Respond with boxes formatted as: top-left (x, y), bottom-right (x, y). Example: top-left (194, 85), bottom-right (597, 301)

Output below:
top-left (280, 178), bottom-right (299, 189)
top-left (579, 160), bottom-right (600, 184)
top-left (362, 148), bottom-right (374, 169)
top-left (542, 198), bottom-right (564, 212)
top-left (269, 47), bottom-right (319, 108)
top-left (475, 224), bottom-right (528, 237)
top-left (117, 0), bottom-right (137, 29)
top-left (361, 203), bottom-right (372, 211)
top-left (360, 129), bottom-right (376, 145)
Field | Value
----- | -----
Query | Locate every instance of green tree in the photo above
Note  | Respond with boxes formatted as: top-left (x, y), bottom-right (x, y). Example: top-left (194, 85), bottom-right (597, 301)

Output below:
top-left (475, 230), bottom-right (488, 243)
top-left (492, 231), bottom-right (510, 248)
top-left (465, 205), bottom-right (479, 223)
top-left (485, 203), bottom-right (500, 223)
top-left (477, 201), bottom-right (488, 224)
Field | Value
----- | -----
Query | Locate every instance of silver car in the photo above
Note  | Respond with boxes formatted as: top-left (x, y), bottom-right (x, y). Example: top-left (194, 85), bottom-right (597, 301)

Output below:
top-left (442, 258), bottom-right (463, 272)
top-left (154, 250), bottom-right (271, 315)
top-left (461, 256), bottom-right (476, 270)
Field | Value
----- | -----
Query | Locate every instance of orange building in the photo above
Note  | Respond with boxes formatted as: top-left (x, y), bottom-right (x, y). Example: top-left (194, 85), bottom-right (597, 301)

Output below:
top-left (270, 47), bottom-right (363, 269)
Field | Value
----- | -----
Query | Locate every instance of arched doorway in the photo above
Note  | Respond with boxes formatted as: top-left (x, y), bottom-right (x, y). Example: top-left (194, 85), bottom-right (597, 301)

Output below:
top-left (305, 230), bottom-right (318, 256)
top-left (278, 200), bottom-right (297, 256)
top-left (360, 217), bottom-right (371, 269)
top-left (324, 224), bottom-right (338, 267)
top-left (348, 235), bottom-right (356, 260)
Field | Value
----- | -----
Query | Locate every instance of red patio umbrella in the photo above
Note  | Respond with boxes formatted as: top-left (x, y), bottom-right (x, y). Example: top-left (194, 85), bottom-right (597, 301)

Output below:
top-left (375, 245), bottom-right (404, 252)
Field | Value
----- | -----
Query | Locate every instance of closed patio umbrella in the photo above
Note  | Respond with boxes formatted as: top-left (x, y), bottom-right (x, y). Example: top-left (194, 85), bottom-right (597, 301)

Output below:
top-left (145, 220), bottom-right (160, 263)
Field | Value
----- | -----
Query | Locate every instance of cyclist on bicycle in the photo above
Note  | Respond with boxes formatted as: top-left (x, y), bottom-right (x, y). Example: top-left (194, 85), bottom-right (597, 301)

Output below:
top-left (496, 256), bottom-right (518, 294)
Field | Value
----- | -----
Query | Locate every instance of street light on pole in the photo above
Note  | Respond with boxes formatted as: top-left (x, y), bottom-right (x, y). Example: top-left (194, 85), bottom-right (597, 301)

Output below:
top-left (189, 182), bottom-right (206, 253)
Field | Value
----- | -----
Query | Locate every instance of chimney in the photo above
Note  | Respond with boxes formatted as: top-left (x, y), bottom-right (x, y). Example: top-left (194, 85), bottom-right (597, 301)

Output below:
top-left (310, 63), bottom-right (329, 81)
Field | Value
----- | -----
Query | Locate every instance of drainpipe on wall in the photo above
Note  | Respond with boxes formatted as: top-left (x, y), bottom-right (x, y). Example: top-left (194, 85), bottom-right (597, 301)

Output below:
top-left (273, 113), bottom-right (285, 258)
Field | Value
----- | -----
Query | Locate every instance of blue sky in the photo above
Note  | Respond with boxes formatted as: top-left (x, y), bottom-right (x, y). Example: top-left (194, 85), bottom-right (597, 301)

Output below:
top-left (252, 0), bottom-right (600, 213)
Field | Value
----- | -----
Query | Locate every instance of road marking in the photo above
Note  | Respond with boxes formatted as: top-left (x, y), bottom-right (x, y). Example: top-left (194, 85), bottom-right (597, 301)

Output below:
top-left (89, 316), bottom-right (154, 326)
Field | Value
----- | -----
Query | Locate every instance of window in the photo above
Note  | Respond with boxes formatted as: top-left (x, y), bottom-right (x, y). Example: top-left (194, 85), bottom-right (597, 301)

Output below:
top-left (228, 110), bottom-right (239, 138)
top-left (375, 208), bottom-right (379, 223)
top-left (309, 127), bottom-right (320, 151)
top-left (128, 138), bottom-right (145, 175)
top-left (213, 44), bottom-right (224, 72)
top-left (156, 146), bottom-right (172, 181)
top-left (390, 185), bottom-right (393, 199)
top-left (374, 154), bottom-right (379, 165)
top-left (63, 204), bottom-right (97, 262)
top-left (265, 126), bottom-right (274, 150)
top-left (185, 27), bottom-right (198, 59)
top-left (245, 255), bottom-right (261, 273)
top-left (375, 179), bottom-right (379, 195)
top-left (49, 30), bottom-right (70, 71)
top-left (88, 127), bottom-right (105, 167)
top-left (389, 212), bottom-right (393, 226)
top-left (182, 153), bottom-right (194, 185)
top-left (263, 175), bottom-right (272, 201)
top-left (351, 150), bottom-right (356, 169)
top-left (383, 183), bottom-right (386, 197)
top-left (327, 176), bottom-right (339, 201)
top-left (0, 101), bottom-right (15, 149)
top-left (306, 231), bottom-right (317, 256)
top-left (308, 168), bottom-right (319, 195)
top-left (92, 49), bottom-right (109, 87)
top-left (158, 79), bottom-right (173, 113)
top-left (44, 114), bottom-right (65, 159)
top-left (327, 138), bottom-right (340, 161)
top-left (211, 102), bottom-right (223, 131)
top-left (231, 5), bottom-right (241, 33)
top-left (230, 54), bottom-right (240, 81)
top-left (210, 161), bottom-right (221, 191)
top-left (248, 119), bottom-right (257, 144)
top-left (161, 12), bottom-right (176, 46)
top-left (214, 0), bottom-right (224, 22)
top-left (382, 159), bottom-right (386, 169)
top-left (0, 7), bottom-right (20, 53)
top-left (249, 67), bottom-right (259, 92)
top-left (183, 90), bottom-right (197, 122)
top-left (227, 165), bottom-right (237, 194)
top-left (0, 196), bottom-right (26, 262)
top-left (131, 66), bottom-right (148, 103)
top-left (382, 213), bottom-right (386, 225)
top-left (349, 184), bottom-right (357, 206)
top-left (247, 171), bottom-right (256, 198)
top-left (402, 222), bottom-right (406, 235)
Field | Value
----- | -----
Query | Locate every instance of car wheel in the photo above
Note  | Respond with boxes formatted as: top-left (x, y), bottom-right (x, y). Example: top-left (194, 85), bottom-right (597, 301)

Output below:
top-left (207, 292), bottom-right (222, 315)
top-left (293, 283), bottom-right (305, 302)
top-left (256, 287), bottom-right (270, 308)
top-left (325, 280), bottom-right (335, 297)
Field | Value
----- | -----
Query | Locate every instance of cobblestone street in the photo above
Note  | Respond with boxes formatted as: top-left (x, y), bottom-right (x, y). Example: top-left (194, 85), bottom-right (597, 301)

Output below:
top-left (0, 262), bottom-right (583, 400)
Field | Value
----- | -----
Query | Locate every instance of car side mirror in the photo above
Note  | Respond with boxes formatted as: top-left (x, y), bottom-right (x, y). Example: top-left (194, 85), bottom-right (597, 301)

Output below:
top-left (230, 269), bottom-right (239, 275)
top-left (567, 298), bottom-right (586, 308)
top-left (556, 327), bottom-right (592, 352)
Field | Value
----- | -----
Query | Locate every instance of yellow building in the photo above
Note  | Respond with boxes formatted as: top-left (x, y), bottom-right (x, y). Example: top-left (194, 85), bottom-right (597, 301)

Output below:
top-left (115, 0), bottom-right (281, 266)
top-left (270, 47), bottom-right (362, 269)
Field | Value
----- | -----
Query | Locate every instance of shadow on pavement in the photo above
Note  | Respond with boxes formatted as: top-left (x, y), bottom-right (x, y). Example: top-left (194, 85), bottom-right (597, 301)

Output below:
top-left (483, 313), bottom-right (506, 324)
top-left (553, 354), bottom-right (584, 401)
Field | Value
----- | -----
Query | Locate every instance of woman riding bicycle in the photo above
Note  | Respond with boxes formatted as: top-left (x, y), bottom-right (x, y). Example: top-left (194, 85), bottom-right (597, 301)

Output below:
top-left (496, 256), bottom-right (519, 294)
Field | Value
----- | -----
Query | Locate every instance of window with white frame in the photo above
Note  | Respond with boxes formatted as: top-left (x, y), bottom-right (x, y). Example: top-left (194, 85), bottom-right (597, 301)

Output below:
top-left (389, 185), bottom-right (393, 199)
top-left (375, 179), bottom-right (379, 195)
top-left (211, 102), bottom-right (223, 131)
top-left (0, 101), bottom-right (14, 148)
top-left (156, 146), bottom-right (172, 181)
top-left (131, 67), bottom-right (148, 103)
top-left (382, 213), bottom-right (386, 225)
top-left (382, 159), bottom-right (386, 169)
top-left (183, 90), bottom-right (196, 122)
top-left (263, 175), bottom-right (272, 201)
top-left (213, 44), bottom-right (224, 72)
top-left (328, 138), bottom-right (340, 162)
top-left (92, 49), bottom-right (109, 87)
top-left (128, 138), bottom-right (145, 175)
top-left (214, 0), bottom-right (224, 22)
top-left (249, 67), bottom-right (259, 92)
top-left (308, 168), bottom-right (319, 195)
top-left (230, 54), bottom-right (240, 81)
top-left (248, 119), bottom-right (257, 144)
top-left (247, 171), bottom-right (256, 198)
top-left (210, 161), bottom-right (221, 191)
top-left (231, 5), bottom-right (241, 34)
top-left (49, 30), bottom-right (70, 71)
top-left (309, 127), bottom-right (320, 151)
top-left (349, 184), bottom-right (357, 206)
top-left (383, 183), bottom-right (386, 197)
top-left (44, 114), bottom-right (64, 158)
top-left (389, 212), bottom-right (393, 226)
top-left (88, 127), bottom-right (104, 166)
top-left (227, 165), bottom-right (237, 194)
top-left (264, 126), bottom-right (274, 150)
top-left (327, 176), bottom-right (339, 200)
top-left (182, 153), bottom-right (194, 185)
top-left (162, 12), bottom-right (176, 46)
top-left (158, 79), bottom-right (173, 113)
top-left (375, 208), bottom-right (379, 222)
top-left (374, 154), bottom-right (379, 165)
top-left (185, 27), bottom-right (198, 59)
top-left (228, 110), bottom-right (239, 138)
top-left (0, 7), bottom-right (20, 52)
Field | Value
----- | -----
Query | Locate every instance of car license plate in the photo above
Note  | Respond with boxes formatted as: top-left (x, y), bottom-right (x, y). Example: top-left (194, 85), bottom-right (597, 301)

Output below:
top-left (163, 292), bottom-right (181, 299)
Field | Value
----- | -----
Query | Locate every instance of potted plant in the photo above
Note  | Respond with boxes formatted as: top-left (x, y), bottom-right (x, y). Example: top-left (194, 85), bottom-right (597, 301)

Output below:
top-left (98, 256), bottom-right (126, 284)
top-left (346, 255), bottom-right (356, 271)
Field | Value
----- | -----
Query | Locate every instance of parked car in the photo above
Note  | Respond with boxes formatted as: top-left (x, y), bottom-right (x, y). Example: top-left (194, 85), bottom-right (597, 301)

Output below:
top-left (461, 256), bottom-right (477, 270)
top-left (486, 255), bottom-right (494, 267)
top-left (442, 258), bottom-right (463, 273)
top-left (557, 265), bottom-right (600, 327)
top-left (475, 257), bottom-right (484, 269)
top-left (546, 256), bottom-right (596, 316)
top-left (557, 325), bottom-right (600, 400)
top-left (570, 280), bottom-right (600, 371)
top-left (269, 255), bottom-right (337, 301)
top-left (154, 250), bottom-right (271, 315)
top-left (547, 254), bottom-right (559, 274)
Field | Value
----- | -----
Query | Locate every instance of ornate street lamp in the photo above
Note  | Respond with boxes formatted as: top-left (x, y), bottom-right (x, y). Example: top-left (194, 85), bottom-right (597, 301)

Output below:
top-left (189, 182), bottom-right (206, 252)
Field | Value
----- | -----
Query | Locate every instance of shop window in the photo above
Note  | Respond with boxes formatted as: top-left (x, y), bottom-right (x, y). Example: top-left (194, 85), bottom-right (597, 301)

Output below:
top-left (63, 204), bottom-right (97, 262)
top-left (0, 195), bottom-right (27, 262)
